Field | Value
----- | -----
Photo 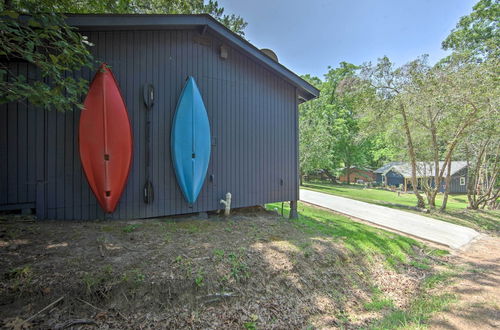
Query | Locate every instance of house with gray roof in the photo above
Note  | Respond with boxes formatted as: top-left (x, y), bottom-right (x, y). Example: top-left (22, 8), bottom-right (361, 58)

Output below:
top-left (374, 161), bottom-right (468, 193)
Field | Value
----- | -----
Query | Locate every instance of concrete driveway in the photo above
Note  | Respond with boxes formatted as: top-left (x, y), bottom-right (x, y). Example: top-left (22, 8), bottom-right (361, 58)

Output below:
top-left (300, 189), bottom-right (481, 249)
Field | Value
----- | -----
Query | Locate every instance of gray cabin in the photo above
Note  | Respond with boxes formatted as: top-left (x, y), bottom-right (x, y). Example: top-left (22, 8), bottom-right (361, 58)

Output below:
top-left (0, 14), bottom-right (319, 220)
top-left (374, 161), bottom-right (468, 193)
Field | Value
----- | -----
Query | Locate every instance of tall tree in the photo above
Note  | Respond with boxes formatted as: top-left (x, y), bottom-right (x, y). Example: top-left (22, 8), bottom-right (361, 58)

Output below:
top-left (298, 75), bottom-right (333, 183)
top-left (442, 0), bottom-right (499, 61)
top-left (58, 0), bottom-right (248, 36)
top-left (324, 62), bottom-right (374, 184)
top-left (1, 2), bottom-right (93, 111)
top-left (1, 0), bottom-right (247, 112)
top-left (361, 57), bottom-right (427, 208)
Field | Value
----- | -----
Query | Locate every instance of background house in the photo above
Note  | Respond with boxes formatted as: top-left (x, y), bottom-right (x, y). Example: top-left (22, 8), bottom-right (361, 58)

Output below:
top-left (0, 14), bottom-right (319, 220)
top-left (374, 161), bottom-right (468, 193)
top-left (337, 166), bottom-right (375, 184)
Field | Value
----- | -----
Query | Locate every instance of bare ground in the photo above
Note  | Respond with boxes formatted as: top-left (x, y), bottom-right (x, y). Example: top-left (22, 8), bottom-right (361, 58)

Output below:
top-left (0, 207), bottom-right (437, 329)
top-left (429, 236), bottom-right (500, 329)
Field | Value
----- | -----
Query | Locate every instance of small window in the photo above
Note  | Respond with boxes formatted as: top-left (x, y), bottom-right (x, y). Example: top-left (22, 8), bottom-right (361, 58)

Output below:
top-left (460, 177), bottom-right (466, 186)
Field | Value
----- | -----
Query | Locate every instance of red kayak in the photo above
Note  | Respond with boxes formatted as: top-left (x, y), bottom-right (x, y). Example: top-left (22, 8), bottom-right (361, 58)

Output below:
top-left (79, 64), bottom-right (133, 213)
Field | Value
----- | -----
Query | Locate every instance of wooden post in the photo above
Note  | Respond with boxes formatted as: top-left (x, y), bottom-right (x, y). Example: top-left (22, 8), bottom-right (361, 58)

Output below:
top-left (289, 200), bottom-right (298, 219)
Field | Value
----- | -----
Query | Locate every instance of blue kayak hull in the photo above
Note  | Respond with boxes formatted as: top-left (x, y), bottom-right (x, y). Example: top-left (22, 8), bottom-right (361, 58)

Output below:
top-left (171, 77), bottom-right (211, 204)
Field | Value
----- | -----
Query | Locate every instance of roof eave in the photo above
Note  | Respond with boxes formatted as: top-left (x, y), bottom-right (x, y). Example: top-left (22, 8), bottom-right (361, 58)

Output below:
top-left (65, 14), bottom-right (319, 101)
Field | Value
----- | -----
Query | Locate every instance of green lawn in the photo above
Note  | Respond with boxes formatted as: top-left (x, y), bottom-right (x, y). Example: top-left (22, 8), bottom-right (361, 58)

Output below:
top-left (268, 201), bottom-right (424, 266)
top-left (302, 181), bottom-right (500, 234)
top-left (303, 181), bottom-right (468, 210)
top-left (266, 202), bottom-right (455, 329)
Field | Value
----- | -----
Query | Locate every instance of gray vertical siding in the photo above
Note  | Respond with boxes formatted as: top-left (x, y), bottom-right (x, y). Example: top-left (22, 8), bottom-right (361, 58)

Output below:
top-left (0, 28), bottom-right (299, 219)
top-left (450, 167), bottom-right (467, 194)
top-left (0, 63), bottom-right (38, 211)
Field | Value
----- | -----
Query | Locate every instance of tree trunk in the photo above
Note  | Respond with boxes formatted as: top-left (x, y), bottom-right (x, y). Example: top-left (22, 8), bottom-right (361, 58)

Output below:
top-left (400, 103), bottom-right (426, 208)
top-left (467, 141), bottom-right (488, 209)
top-left (429, 121), bottom-right (440, 209)
top-left (440, 159), bottom-right (452, 211)
top-left (323, 169), bottom-right (336, 184)
top-left (346, 164), bottom-right (351, 185)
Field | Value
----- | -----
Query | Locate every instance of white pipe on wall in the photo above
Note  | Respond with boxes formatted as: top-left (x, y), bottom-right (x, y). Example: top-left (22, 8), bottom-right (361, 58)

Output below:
top-left (220, 192), bottom-right (232, 216)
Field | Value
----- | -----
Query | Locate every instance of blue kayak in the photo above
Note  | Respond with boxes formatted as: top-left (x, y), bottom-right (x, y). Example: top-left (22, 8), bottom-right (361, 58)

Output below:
top-left (171, 77), bottom-right (211, 204)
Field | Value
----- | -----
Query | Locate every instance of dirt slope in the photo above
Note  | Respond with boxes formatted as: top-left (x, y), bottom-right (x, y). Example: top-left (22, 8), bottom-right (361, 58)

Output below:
top-left (0, 208), bottom-right (434, 329)
top-left (430, 236), bottom-right (500, 329)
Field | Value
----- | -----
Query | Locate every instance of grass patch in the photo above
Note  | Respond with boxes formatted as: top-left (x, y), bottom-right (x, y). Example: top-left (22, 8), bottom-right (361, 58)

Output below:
top-left (6, 265), bottom-right (34, 294)
top-left (369, 293), bottom-right (456, 329)
top-left (303, 182), bottom-right (467, 210)
top-left (410, 260), bottom-right (431, 270)
top-left (267, 202), bottom-right (420, 267)
top-left (82, 265), bottom-right (114, 294)
top-left (267, 201), bottom-right (457, 328)
top-left (364, 288), bottom-right (394, 311)
top-left (122, 224), bottom-right (140, 233)
top-left (367, 269), bottom-right (457, 329)
top-left (302, 181), bottom-right (500, 233)
top-left (422, 272), bottom-right (455, 290)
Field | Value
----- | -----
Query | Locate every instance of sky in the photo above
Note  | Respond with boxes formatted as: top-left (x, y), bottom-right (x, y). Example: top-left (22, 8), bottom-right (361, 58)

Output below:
top-left (218, 0), bottom-right (478, 79)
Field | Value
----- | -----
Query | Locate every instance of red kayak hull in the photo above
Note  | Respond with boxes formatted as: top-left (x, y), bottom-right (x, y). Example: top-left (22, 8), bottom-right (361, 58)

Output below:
top-left (79, 64), bottom-right (133, 213)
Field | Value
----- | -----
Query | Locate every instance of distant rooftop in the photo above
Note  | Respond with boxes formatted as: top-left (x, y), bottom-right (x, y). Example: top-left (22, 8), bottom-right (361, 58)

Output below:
top-left (374, 162), bottom-right (405, 174)
top-left (375, 161), bottom-right (468, 177)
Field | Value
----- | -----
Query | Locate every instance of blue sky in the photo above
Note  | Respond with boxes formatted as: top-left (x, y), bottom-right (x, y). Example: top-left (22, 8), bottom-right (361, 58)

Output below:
top-left (218, 0), bottom-right (478, 79)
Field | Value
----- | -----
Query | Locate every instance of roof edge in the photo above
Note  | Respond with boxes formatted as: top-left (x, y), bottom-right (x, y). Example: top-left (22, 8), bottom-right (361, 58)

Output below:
top-left (64, 14), bottom-right (320, 101)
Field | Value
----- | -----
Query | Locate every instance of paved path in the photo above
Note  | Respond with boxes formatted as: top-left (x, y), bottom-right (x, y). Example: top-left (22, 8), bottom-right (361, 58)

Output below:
top-left (300, 189), bottom-right (481, 249)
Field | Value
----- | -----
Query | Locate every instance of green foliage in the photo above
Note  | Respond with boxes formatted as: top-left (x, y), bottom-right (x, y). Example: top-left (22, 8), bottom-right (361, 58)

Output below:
top-left (212, 247), bottom-right (250, 283)
top-left (0, 4), bottom-right (94, 111)
top-left (1, 0), bottom-right (246, 113)
top-left (442, 0), bottom-right (500, 61)
top-left (359, 54), bottom-right (499, 209)
top-left (303, 182), bottom-right (469, 210)
top-left (227, 249), bottom-right (250, 282)
top-left (299, 63), bottom-right (391, 180)
top-left (302, 182), bottom-right (500, 233)
top-left (212, 248), bottom-right (225, 259)
top-left (298, 75), bottom-right (333, 176)
top-left (266, 201), bottom-right (420, 265)
top-left (56, 0), bottom-right (247, 35)
top-left (82, 265), bottom-right (114, 294)
top-left (122, 224), bottom-right (139, 233)
top-left (194, 269), bottom-right (205, 287)
top-left (369, 293), bottom-right (456, 329)
top-left (122, 268), bottom-right (146, 286)
top-left (244, 314), bottom-right (258, 330)
top-left (364, 287), bottom-right (395, 311)
top-left (6, 265), bottom-right (34, 294)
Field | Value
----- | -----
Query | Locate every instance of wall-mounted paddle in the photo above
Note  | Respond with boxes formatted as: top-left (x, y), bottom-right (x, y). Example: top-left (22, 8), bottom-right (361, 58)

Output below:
top-left (143, 83), bottom-right (155, 204)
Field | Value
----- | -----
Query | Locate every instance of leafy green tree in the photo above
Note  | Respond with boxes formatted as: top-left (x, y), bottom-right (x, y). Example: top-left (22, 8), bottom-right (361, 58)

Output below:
top-left (442, 0), bottom-right (499, 61)
top-left (298, 75), bottom-right (334, 183)
top-left (59, 0), bottom-right (248, 36)
top-left (459, 117), bottom-right (500, 210)
top-left (361, 56), bottom-right (427, 208)
top-left (324, 62), bottom-right (373, 184)
top-left (299, 64), bottom-right (396, 185)
top-left (1, 0), bottom-right (247, 112)
top-left (1, 3), bottom-right (93, 111)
